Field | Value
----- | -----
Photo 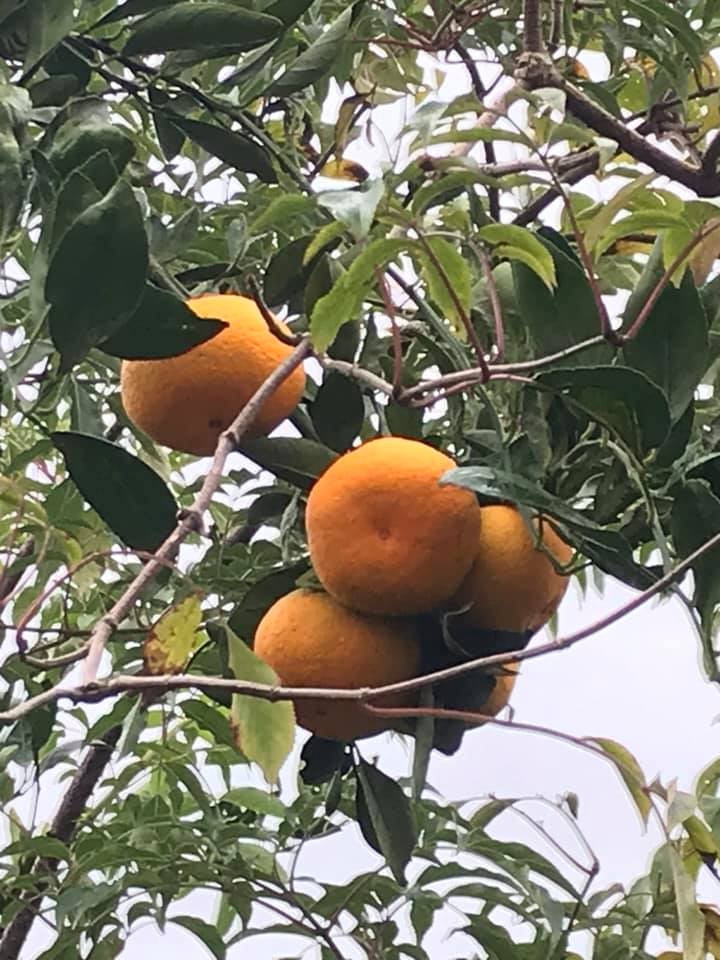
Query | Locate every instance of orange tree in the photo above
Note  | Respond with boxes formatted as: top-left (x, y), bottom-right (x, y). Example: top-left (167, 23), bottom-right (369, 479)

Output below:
top-left (3, 0), bottom-right (720, 957)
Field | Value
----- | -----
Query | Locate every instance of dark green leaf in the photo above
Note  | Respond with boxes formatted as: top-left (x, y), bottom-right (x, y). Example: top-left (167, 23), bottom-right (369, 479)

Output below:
top-left (671, 480), bottom-right (720, 626)
top-left (181, 699), bottom-right (236, 747)
top-left (386, 402), bottom-right (424, 439)
top-left (311, 372), bottom-right (364, 451)
top-left (123, 2), bottom-right (283, 55)
top-left (47, 99), bottom-right (135, 194)
top-left (264, 0), bottom-right (315, 26)
top-left (22, 0), bottom-right (74, 72)
top-left (51, 431), bottom-right (177, 551)
top-left (623, 271), bottom-right (709, 421)
top-left (46, 179), bottom-right (148, 371)
top-left (148, 87), bottom-right (185, 161)
top-left (512, 233), bottom-right (612, 366)
top-left (229, 563), bottom-right (307, 640)
top-left (356, 760), bottom-right (416, 884)
top-left (264, 235), bottom-right (315, 307)
top-left (240, 437), bottom-right (337, 490)
top-left (167, 115), bottom-right (276, 183)
top-left (444, 464), bottom-right (654, 589)
top-left (269, 7), bottom-right (353, 96)
top-left (300, 735), bottom-right (348, 785)
top-left (536, 365), bottom-right (670, 454)
top-left (100, 284), bottom-right (227, 360)
top-left (171, 916), bottom-right (226, 960)
top-left (99, 0), bottom-right (185, 26)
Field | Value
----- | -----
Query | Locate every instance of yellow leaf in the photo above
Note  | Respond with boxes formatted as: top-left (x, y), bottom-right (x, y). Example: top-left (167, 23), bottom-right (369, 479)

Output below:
top-left (227, 625), bottom-right (295, 785)
top-left (144, 595), bottom-right (203, 675)
top-left (611, 238), bottom-right (654, 256)
top-left (318, 158), bottom-right (369, 183)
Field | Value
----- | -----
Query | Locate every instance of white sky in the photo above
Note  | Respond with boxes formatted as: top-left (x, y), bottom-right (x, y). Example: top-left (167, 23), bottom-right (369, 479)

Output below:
top-left (11, 44), bottom-right (720, 960)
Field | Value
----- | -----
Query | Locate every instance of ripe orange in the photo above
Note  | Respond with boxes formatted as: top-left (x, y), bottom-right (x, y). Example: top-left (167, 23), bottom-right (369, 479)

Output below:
top-left (253, 588), bottom-right (421, 741)
top-left (481, 663), bottom-right (518, 717)
top-left (450, 505), bottom-right (573, 633)
top-left (120, 293), bottom-right (306, 456)
top-left (305, 437), bottom-right (481, 616)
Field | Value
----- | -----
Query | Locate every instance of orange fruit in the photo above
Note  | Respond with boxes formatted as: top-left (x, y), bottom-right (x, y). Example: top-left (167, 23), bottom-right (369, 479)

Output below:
top-left (481, 663), bottom-right (518, 717)
top-left (120, 293), bottom-right (305, 456)
top-left (253, 588), bottom-right (421, 741)
top-left (305, 437), bottom-right (481, 616)
top-left (450, 505), bottom-right (573, 633)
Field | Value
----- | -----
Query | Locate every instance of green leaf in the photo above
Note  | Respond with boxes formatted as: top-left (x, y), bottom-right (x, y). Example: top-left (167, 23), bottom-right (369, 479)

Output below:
top-left (221, 787), bottom-right (285, 817)
top-left (512, 233), bottom-right (611, 366)
top-left (2, 835), bottom-right (71, 861)
top-left (46, 179), bottom-right (148, 372)
top-left (269, 7), bottom-right (353, 96)
top-left (22, 0), bottom-right (74, 72)
top-left (0, 129), bottom-right (23, 247)
top-left (123, 1), bottom-right (283, 55)
top-left (264, 235), bottom-right (315, 307)
top-left (167, 115), bottom-right (276, 183)
top-left (181, 699), bottom-right (236, 747)
top-left (311, 372), bottom-right (364, 451)
top-left (414, 236), bottom-right (472, 335)
top-left (356, 760), bottom-right (416, 884)
top-left (46, 99), bottom-right (135, 195)
top-left (623, 271), bottom-right (708, 422)
top-left (668, 844), bottom-right (705, 960)
top-left (229, 563), bottom-right (307, 639)
top-left (311, 238), bottom-right (408, 351)
top-left (51, 431), bottom-right (177, 551)
top-left (443, 464), bottom-right (654, 589)
top-left (100, 284), bottom-right (227, 360)
top-left (226, 624), bottom-right (295, 785)
top-left (300, 735), bottom-right (348, 785)
top-left (264, 0), bottom-right (315, 26)
top-left (479, 224), bottom-right (556, 290)
top-left (171, 916), bottom-right (226, 960)
top-left (240, 437), bottom-right (337, 490)
top-left (596, 211), bottom-right (687, 257)
top-left (99, 0), bottom-right (186, 25)
top-left (148, 87), bottom-right (185, 161)
top-left (537, 365), bottom-right (670, 454)
top-left (317, 178), bottom-right (384, 241)
top-left (671, 480), bottom-right (720, 628)
top-left (586, 737), bottom-right (651, 825)
top-left (144, 595), bottom-right (203, 675)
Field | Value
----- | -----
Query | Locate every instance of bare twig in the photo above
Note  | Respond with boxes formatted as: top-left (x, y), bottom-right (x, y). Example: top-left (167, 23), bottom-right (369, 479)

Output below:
top-left (478, 246), bottom-right (505, 360)
top-left (320, 358), bottom-right (395, 396)
top-left (247, 275), bottom-right (301, 346)
top-left (81, 338), bottom-right (311, 683)
top-left (375, 268), bottom-right (404, 394)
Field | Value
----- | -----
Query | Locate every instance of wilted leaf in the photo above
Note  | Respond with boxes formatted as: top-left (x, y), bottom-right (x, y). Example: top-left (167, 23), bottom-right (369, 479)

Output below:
top-left (586, 737), bottom-right (651, 825)
top-left (144, 595), bottom-right (204, 675)
top-left (52, 431), bottom-right (177, 551)
top-left (226, 624), bottom-right (295, 784)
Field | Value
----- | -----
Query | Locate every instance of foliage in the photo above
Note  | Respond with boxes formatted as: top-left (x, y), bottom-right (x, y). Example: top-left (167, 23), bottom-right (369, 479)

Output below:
top-left (2, 0), bottom-right (720, 957)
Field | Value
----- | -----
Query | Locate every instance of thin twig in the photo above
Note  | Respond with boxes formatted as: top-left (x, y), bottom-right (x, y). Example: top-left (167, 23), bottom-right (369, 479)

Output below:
top-left (375, 268), bottom-right (404, 394)
top-left (81, 339), bottom-right (311, 684)
top-left (4, 522), bottom-right (720, 725)
top-left (0, 537), bottom-right (34, 613)
top-left (478, 246), bottom-right (505, 360)
top-left (247, 275), bottom-right (301, 346)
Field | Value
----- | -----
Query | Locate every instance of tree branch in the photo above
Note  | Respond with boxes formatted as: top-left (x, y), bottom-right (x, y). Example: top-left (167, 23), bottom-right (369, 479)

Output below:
top-left (522, 0), bottom-right (545, 54)
top-left (4, 522), bottom-right (720, 726)
top-left (81, 339), bottom-right (311, 683)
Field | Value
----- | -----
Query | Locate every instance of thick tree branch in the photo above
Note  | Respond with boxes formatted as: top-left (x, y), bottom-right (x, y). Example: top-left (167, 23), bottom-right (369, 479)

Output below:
top-left (523, 0), bottom-right (545, 54)
top-left (518, 60), bottom-right (720, 196)
top-left (0, 726), bottom-right (121, 960)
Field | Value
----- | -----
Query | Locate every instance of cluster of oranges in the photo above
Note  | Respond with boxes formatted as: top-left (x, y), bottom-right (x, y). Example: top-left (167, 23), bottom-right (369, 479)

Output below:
top-left (121, 293), bottom-right (573, 744)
